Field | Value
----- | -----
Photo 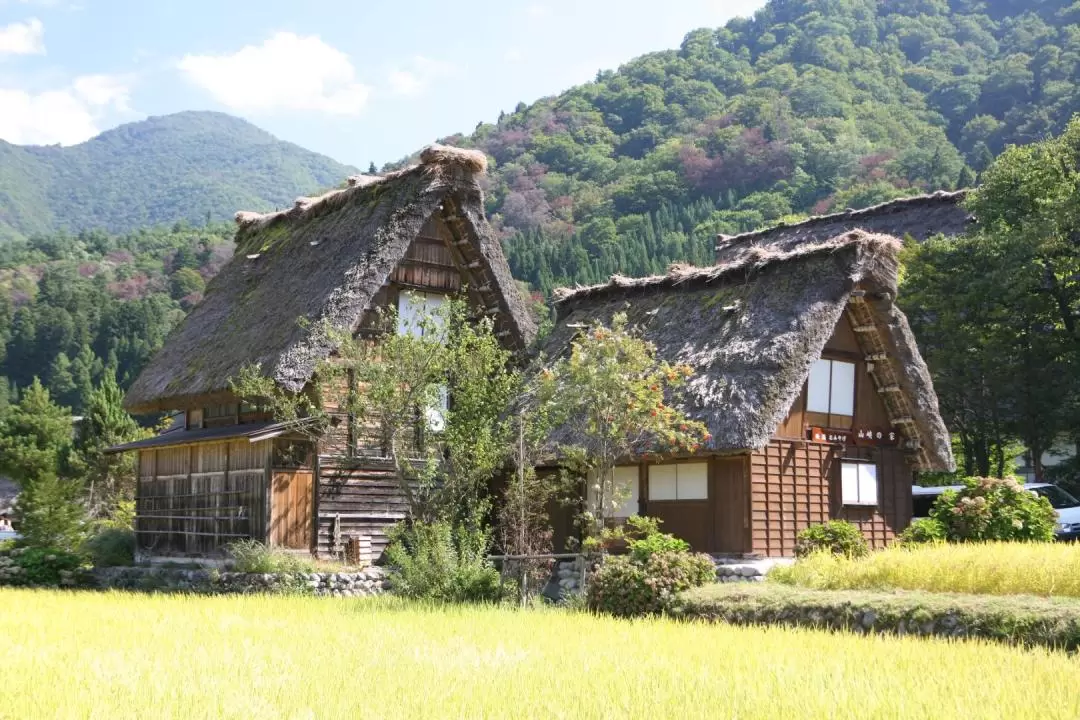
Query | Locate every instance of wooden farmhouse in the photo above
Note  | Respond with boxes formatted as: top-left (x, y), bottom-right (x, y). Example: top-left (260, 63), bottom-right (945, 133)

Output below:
top-left (111, 146), bottom-right (536, 559)
top-left (543, 230), bottom-right (955, 557)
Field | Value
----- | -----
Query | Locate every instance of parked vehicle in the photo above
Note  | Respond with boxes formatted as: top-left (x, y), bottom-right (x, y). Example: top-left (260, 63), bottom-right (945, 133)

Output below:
top-left (0, 530), bottom-right (17, 542)
top-left (911, 483), bottom-right (1080, 540)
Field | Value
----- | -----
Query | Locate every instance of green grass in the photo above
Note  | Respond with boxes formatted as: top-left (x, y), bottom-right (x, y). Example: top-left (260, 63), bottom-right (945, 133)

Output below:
top-left (2, 590), bottom-right (1079, 719)
top-left (770, 542), bottom-right (1080, 597)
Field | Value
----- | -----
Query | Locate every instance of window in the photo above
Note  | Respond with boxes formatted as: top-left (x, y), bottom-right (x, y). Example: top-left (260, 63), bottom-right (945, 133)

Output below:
top-left (585, 466), bottom-right (640, 518)
top-left (610, 466), bottom-right (639, 518)
top-left (807, 359), bottom-right (855, 416)
top-left (648, 463), bottom-right (708, 501)
top-left (841, 461), bottom-right (878, 506)
top-left (399, 291), bottom-right (450, 432)
top-left (397, 290), bottom-right (447, 338)
top-left (272, 440), bottom-right (312, 469)
top-left (424, 385), bottom-right (449, 433)
top-left (203, 403), bottom-right (237, 419)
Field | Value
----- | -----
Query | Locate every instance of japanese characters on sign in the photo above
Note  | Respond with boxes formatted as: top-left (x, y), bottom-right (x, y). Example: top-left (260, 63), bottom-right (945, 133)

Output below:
top-left (808, 427), bottom-right (898, 446)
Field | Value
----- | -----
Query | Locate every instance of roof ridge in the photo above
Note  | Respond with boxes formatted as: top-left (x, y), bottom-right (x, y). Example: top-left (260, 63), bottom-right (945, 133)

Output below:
top-left (555, 230), bottom-right (900, 303)
top-left (232, 144), bottom-right (489, 236)
top-left (716, 189), bottom-right (969, 249)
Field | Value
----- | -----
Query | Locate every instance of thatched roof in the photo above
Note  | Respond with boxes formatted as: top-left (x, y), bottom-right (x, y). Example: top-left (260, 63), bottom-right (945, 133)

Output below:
top-left (125, 145), bottom-right (534, 413)
top-left (547, 231), bottom-right (954, 472)
top-left (715, 190), bottom-right (972, 264)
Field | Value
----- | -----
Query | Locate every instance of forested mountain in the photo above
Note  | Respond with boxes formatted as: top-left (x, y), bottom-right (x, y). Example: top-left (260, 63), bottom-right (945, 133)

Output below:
top-left (427, 0), bottom-right (1080, 292)
top-left (3, 0), bottom-right (1080, 420)
top-left (0, 112), bottom-right (358, 242)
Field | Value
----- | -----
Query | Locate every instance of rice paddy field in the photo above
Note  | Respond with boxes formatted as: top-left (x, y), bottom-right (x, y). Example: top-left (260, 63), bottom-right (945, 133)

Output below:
top-left (770, 542), bottom-right (1080, 597)
top-left (2, 590), bottom-right (1079, 719)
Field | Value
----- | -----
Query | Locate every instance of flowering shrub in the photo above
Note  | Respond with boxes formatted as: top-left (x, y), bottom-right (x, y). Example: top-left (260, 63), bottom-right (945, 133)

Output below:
top-left (795, 521), bottom-right (869, 559)
top-left (930, 477), bottom-right (1056, 542)
top-left (587, 551), bottom-right (716, 616)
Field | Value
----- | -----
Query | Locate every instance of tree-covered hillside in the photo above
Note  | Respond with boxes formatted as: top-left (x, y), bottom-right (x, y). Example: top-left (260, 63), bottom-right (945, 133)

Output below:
top-left (429, 0), bottom-right (1080, 292)
top-left (0, 224), bottom-right (235, 415)
top-left (0, 112), bottom-right (358, 242)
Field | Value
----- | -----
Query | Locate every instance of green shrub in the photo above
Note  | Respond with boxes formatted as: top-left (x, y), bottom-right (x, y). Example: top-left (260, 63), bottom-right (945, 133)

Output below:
top-left (588, 551), bottom-right (715, 617)
top-left (0, 545), bottom-right (88, 587)
top-left (627, 529), bottom-right (690, 562)
top-left (85, 528), bottom-right (136, 567)
top-left (795, 521), bottom-right (869, 559)
top-left (226, 540), bottom-right (314, 574)
top-left (931, 477), bottom-right (1056, 542)
top-left (897, 518), bottom-right (948, 546)
top-left (384, 521), bottom-right (507, 603)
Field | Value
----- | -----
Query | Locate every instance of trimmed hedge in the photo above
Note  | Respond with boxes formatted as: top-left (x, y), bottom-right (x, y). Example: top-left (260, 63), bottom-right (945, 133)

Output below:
top-left (676, 583), bottom-right (1080, 651)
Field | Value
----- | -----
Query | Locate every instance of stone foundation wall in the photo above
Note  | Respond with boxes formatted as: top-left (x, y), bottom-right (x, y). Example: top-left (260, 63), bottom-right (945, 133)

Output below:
top-left (95, 566), bottom-right (389, 596)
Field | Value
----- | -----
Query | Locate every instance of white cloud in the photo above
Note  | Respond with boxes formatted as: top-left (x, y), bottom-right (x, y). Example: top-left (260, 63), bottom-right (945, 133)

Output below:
top-left (0, 74), bottom-right (132, 145)
top-left (503, 48), bottom-right (523, 63)
top-left (386, 55), bottom-right (456, 97)
top-left (73, 74), bottom-right (132, 110)
top-left (178, 32), bottom-right (371, 115)
top-left (0, 17), bottom-right (44, 56)
top-left (526, 4), bottom-right (549, 18)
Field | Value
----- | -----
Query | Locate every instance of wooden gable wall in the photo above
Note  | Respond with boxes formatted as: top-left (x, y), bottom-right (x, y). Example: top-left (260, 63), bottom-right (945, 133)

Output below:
top-left (773, 312), bottom-right (892, 440)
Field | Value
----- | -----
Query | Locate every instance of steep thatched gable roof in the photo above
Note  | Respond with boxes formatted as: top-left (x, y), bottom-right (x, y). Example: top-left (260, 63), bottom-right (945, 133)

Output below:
top-left (715, 190), bottom-right (972, 265)
top-left (124, 145), bottom-right (535, 413)
top-left (547, 231), bottom-right (954, 472)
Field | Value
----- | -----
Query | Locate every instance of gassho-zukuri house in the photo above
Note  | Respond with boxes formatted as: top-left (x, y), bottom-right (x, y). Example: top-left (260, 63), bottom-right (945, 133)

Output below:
top-left (111, 156), bottom-right (955, 560)
top-left (111, 145), bottom-right (536, 559)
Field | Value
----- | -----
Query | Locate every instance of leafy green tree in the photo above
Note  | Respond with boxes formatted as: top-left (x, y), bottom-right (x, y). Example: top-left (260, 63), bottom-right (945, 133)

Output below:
top-left (902, 116), bottom-right (1080, 479)
top-left (0, 378), bottom-right (74, 486)
top-left (233, 298), bottom-right (518, 531)
top-left (542, 314), bottom-right (708, 542)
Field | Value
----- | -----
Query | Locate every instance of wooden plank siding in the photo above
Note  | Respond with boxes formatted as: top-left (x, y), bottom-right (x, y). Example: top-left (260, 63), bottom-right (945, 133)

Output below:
top-left (835, 446), bottom-right (911, 549)
top-left (315, 460), bottom-right (410, 560)
top-left (135, 439), bottom-right (271, 555)
top-left (749, 440), bottom-right (835, 557)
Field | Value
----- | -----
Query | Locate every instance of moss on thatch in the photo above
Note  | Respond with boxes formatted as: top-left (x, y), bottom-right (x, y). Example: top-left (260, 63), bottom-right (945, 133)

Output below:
top-left (124, 145), bottom-right (534, 413)
top-left (715, 190), bottom-right (972, 265)
top-left (545, 231), bottom-right (953, 472)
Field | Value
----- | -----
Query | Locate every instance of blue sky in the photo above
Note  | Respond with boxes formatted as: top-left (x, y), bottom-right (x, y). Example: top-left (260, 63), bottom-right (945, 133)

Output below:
top-left (0, 0), bottom-right (766, 167)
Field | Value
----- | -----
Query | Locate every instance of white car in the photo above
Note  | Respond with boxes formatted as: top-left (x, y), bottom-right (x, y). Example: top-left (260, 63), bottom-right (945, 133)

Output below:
top-left (912, 483), bottom-right (1080, 540)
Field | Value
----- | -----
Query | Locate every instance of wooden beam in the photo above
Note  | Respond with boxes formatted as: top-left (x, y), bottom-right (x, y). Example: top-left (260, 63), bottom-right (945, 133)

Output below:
top-left (890, 417), bottom-right (915, 425)
top-left (876, 385), bottom-right (902, 394)
top-left (864, 352), bottom-right (888, 362)
top-left (852, 324), bottom-right (877, 333)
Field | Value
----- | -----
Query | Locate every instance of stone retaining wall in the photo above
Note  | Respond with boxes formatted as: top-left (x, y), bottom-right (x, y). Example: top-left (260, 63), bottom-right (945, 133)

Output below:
top-left (95, 566), bottom-right (389, 596)
top-left (679, 584), bottom-right (1080, 650)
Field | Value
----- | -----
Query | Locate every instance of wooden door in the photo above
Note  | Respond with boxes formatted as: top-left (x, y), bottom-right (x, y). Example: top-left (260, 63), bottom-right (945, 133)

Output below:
top-left (271, 471), bottom-right (313, 549)
top-left (713, 457), bottom-right (748, 554)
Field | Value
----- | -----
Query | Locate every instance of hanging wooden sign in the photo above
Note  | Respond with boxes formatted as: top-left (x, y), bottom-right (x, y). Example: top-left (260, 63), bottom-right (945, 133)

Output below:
top-left (808, 427), bottom-right (899, 446)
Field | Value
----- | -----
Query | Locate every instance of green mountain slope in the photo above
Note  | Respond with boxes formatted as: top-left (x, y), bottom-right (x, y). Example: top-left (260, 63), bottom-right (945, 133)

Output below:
top-left (0, 111), bottom-right (358, 241)
top-left (432, 0), bottom-right (1080, 292)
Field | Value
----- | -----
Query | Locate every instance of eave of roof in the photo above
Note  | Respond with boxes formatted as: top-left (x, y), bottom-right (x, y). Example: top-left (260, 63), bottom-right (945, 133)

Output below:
top-left (105, 421), bottom-right (296, 454)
